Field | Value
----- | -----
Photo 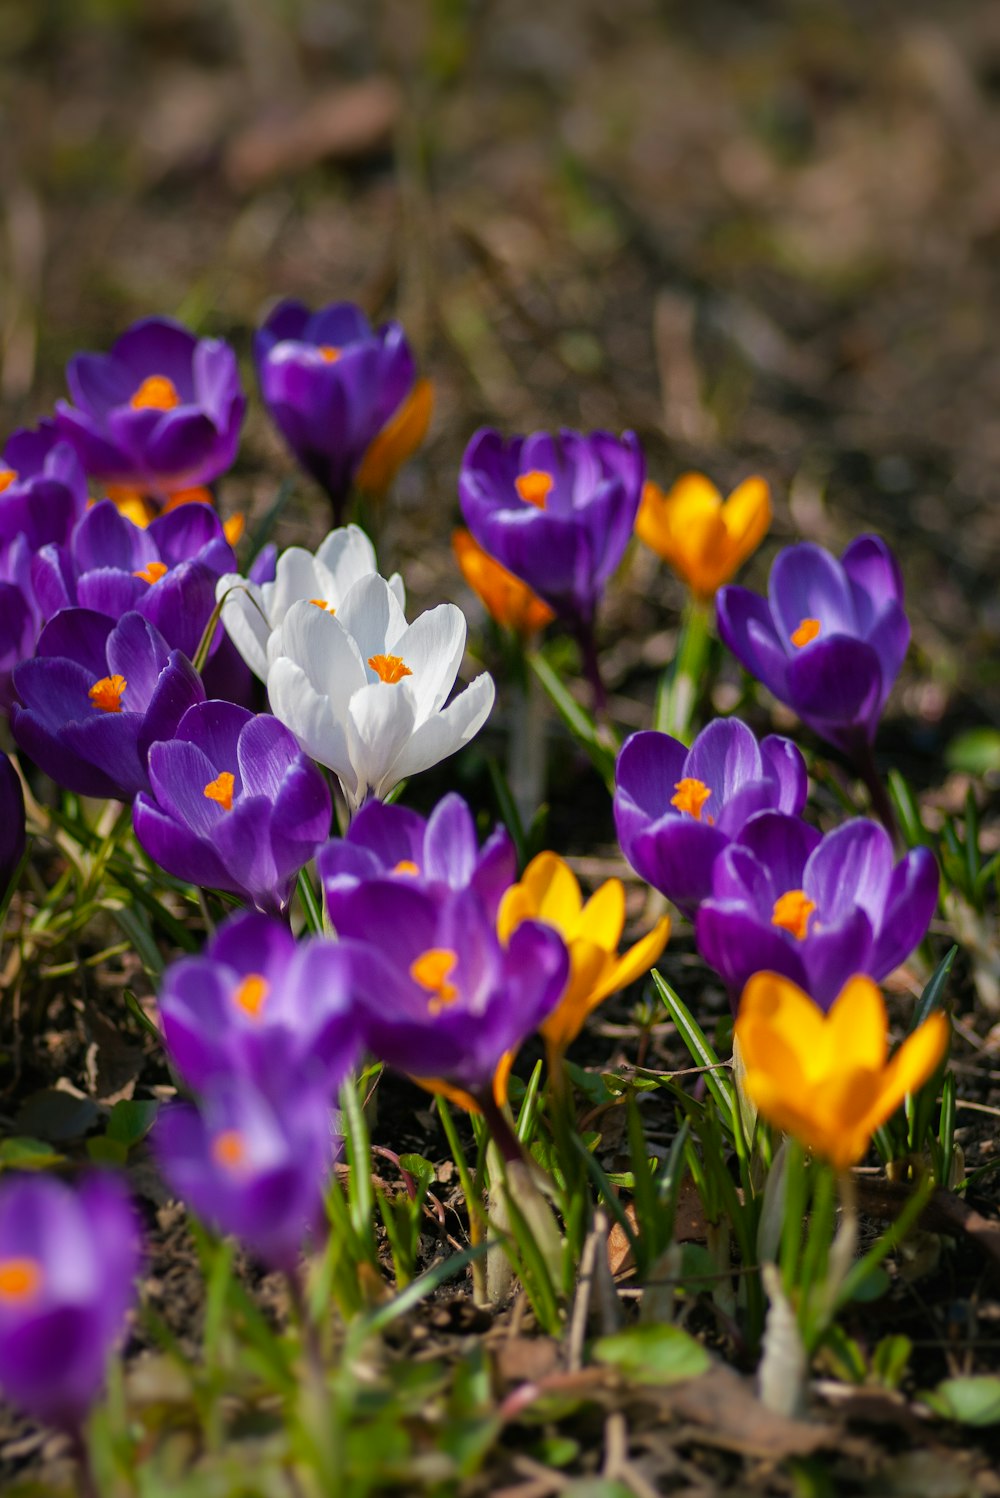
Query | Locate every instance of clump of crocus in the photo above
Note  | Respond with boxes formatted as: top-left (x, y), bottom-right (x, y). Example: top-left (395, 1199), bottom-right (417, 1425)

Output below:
top-left (157, 910), bottom-right (360, 1095)
top-left (55, 317), bottom-right (245, 507)
top-left (459, 427), bottom-right (644, 708)
top-left (497, 851), bottom-right (669, 1066)
top-left (31, 499), bottom-right (251, 703)
top-left (0, 423), bottom-right (88, 552)
top-left (155, 1076), bottom-right (336, 1272)
top-left (636, 472), bottom-right (771, 598)
top-left (266, 574), bottom-right (494, 816)
top-left (217, 523), bottom-right (402, 685)
top-left (254, 300), bottom-right (432, 525)
top-left (11, 609), bottom-right (204, 800)
top-left (716, 536), bottom-right (908, 760)
top-left (319, 792), bottom-right (515, 926)
top-left (735, 972), bottom-right (949, 1170)
top-left (133, 701), bottom-right (332, 916)
top-left (696, 814), bottom-right (938, 1011)
top-left (329, 879), bottom-right (568, 1110)
top-left (0, 1172), bottom-right (140, 1430)
top-left (614, 717), bottom-right (807, 916)
top-left (451, 528), bottom-right (555, 639)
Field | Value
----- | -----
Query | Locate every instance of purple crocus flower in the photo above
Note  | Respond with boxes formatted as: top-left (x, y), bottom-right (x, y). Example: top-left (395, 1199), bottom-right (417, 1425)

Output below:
top-left (458, 427), bottom-right (645, 631)
top-left (0, 423), bottom-right (88, 552)
top-left (614, 717), bottom-right (807, 916)
top-left (319, 791), bottom-right (515, 928)
top-left (155, 1077), bottom-right (335, 1271)
top-left (331, 881), bottom-right (568, 1099)
top-left (134, 702), bottom-right (332, 916)
top-left (716, 535), bottom-right (909, 756)
top-left (0, 753), bottom-right (25, 895)
top-left (0, 1172), bottom-right (140, 1430)
top-left (29, 498), bottom-right (252, 702)
top-left (0, 543), bottom-right (37, 714)
top-left (11, 608), bottom-right (204, 800)
top-left (696, 813), bottom-right (938, 1011)
top-left (254, 299), bottom-right (431, 524)
top-left (157, 910), bottom-right (359, 1095)
top-left (54, 317), bottom-right (245, 500)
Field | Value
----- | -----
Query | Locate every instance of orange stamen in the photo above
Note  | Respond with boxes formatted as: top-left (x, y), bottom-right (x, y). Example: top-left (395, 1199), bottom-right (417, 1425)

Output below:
top-left (791, 617), bottom-right (821, 648)
top-left (232, 973), bottom-right (269, 1019)
top-left (89, 674), bottom-right (126, 713)
top-left (204, 771), bottom-right (235, 812)
top-left (392, 860), bottom-right (420, 876)
top-left (211, 1129), bottom-right (247, 1170)
top-left (0, 470), bottom-right (18, 494)
top-left (318, 345), bottom-right (341, 363)
top-left (310, 598), bottom-right (335, 614)
top-left (410, 948), bottom-right (459, 1014)
top-left (515, 469), bottom-right (554, 509)
top-left (0, 1257), bottom-right (43, 1304)
top-left (134, 560), bottom-right (168, 585)
top-left (771, 889), bottom-right (817, 941)
top-left (368, 653), bottom-right (412, 684)
top-left (130, 374), bottom-right (181, 411)
top-left (670, 777), bottom-right (712, 821)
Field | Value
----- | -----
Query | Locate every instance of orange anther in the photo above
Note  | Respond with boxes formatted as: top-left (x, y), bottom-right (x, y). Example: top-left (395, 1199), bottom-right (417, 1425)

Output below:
top-left (515, 469), bottom-right (554, 509)
top-left (0, 1257), bottom-right (42, 1304)
top-left (88, 674), bottom-right (126, 713)
top-left (0, 470), bottom-right (17, 494)
top-left (670, 777), bottom-right (712, 821)
top-left (318, 345), bottom-right (341, 363)
top-left (232, 973), bottom-right (269, 1018)
top-left (368, 653), bottom-right (412, 684)
top-left (211, 1130), bottom-right (247, 1170)
top-left (204, 771), bottom-right (235, 812)
top-left (130, 375), bottom-right (181, 411)
top-left (134, 560), bottom-right (168, 585)
top-left (410, 948), bottom-right (459, 1014)
top-left (310, 598), bottom-right (335, 613)
top-left (771, 889), bottom-right (817, 941)
top-left (392, 860), bottom-right (420, 876)
top-left (791, 617), bottom-right (821, 648)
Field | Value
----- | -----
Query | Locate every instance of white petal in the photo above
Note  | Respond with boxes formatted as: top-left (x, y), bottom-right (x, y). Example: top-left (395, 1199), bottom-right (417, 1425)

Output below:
top-left (269, 547), bottom-right (326, 623)
top-left (392, 603), bottom-right (466, 719)
top-left (314, 524), bottom-right (379, 605)
top-left (388, 572), bottom-right (406, 610)
top-left (216, 574), bottom-right (270, 681)
top-left (345, 681), bottom-right (418, 810)
top-left (270, 600), bottom-right (367, 713)
top-left (267, 656), bottom-right (356, 794)
top-left (337, 574), bottom-right (409, 664)
top-left (393, 673), bottom-right (495, 780)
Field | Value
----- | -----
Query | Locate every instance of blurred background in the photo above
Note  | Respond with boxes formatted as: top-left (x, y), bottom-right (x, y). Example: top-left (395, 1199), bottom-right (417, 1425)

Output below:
top-left (2, 0), bottom-right (999, 762)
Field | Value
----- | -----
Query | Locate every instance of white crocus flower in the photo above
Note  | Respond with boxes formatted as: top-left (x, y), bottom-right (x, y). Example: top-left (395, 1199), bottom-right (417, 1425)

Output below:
top-left (266, 574), bottom-right (495, 814)
top-left (215, 524), bottom-right (404, 682)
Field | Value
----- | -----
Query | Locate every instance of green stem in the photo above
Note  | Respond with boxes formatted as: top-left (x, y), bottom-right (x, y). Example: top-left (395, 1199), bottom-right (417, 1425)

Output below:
top-left (655, 594), bottom-right (712, 742)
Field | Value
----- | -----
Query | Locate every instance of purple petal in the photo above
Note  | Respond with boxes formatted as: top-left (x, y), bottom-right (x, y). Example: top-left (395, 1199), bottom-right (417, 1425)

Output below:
top-left (760, 734), bottom-right (808, 816)
top-left (768, 542), bottom-right (857, 645)
top-left (695, 903), bottom-right (809, 1005)
top-left (804, 819), bottom-right (894, 925)
top-left (870, 845), bottom-right (938, 978)
top-left (785, 636), bottom-right (884, 745)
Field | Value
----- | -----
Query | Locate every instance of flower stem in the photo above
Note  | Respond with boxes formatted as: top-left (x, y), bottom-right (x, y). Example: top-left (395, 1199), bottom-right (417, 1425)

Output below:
top-left (68, 1425), bottom-right (100, 1498)
top-left (477, 1090), bottom-right (528, 1168)
top-left (575, 623), bottom-right (607, 720)
top-left (507, 653), bottom-right (547, 830)
top-left (854, 740), bottom-right (900, 847)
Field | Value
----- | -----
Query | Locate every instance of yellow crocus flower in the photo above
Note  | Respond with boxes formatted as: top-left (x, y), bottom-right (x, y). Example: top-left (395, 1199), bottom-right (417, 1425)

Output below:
top-left (497, 852), bottom-right (670, 1063)
top-left (636, 472), bottom-right (771, 598)
top-left (355, 378), bottom-right (434, 497)
top-left (735, 972), bottom-right (949, 1172)
top-left (452, 529), bottom-right (555, 639)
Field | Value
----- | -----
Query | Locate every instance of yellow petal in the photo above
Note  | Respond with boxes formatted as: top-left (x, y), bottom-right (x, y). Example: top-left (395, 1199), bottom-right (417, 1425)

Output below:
top-left (520, 852), bottom-right (583, 936)
top-left (740, 1068), bottom-right (841, 1163)
top-left (355, 378), bottom-right (434, 496)
top-left (862, 1010), bottom-right (950, 1139)
top-left (824, 975), bottom-right (887, 1074)
top-left (496, 884), bottom-right (538, 944)
top-left (736, 971), bottom-right (827, 1080)
top-left (452, 528), bottom-right (554, 637)
top-left (587, 915), bottom-right (671, 1011)
top-left (576, 878), bottom-right (626, 949)
top-left (721, 475), bottom-right (771, 555)
top-left (541, 939), bottom-right (613, 1053)
top-left (412, 1048), bottom-right (515, 1114)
